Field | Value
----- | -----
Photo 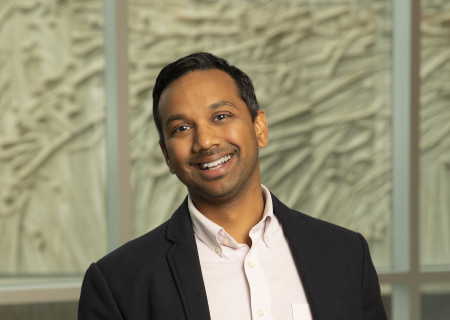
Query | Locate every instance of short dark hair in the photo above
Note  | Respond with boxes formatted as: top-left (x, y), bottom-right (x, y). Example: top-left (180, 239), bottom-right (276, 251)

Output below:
top-left (152, 52), bottom-right (260, 146)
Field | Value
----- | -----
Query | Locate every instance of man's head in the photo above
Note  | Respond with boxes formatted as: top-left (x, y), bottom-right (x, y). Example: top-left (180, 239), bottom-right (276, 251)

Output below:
top-left (153, 53), bottom-right (268, 204)
top-left (153, 52), bottom-right (260, 147)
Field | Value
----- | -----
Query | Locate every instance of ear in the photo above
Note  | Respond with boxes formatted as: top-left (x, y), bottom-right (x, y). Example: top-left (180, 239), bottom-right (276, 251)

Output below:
top-left (159, 142), bottom-right (175, 174)
top-left (253, 110), bottom-right (269, 148)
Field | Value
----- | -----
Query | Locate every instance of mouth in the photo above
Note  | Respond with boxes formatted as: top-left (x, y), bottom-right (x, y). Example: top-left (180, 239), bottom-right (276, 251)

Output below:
top-left (197, 154), bottom-right (232, 170)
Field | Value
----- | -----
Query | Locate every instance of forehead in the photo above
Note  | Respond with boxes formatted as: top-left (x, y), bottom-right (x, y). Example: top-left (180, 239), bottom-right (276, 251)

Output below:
top-left (158, 69), bottom-right (241, 111)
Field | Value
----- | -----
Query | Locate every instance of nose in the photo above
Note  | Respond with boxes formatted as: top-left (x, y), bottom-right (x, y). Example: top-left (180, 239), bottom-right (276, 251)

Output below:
top-left (192, 124), bottom-right (220, 152)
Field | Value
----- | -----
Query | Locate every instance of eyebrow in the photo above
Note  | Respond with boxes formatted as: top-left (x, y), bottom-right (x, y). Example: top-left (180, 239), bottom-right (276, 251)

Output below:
top-left (166, 114), bottom-right (185, 127)
top-left (165, 100), bottom-right (238, 128)
top-left (208, 100), bottom-right (238, 110)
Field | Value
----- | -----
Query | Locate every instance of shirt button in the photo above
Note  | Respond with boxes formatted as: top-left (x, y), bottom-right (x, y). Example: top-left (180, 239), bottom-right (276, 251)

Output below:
top-left (222, 238), bottom-right (230, 245)
top-left (257, 309), bottom-right (264, 317)
top-left (248, 261), bottom-right (254, 268)
top-left (264, 235), bottom-right (270, 242)
top-left (215, 246), bottom-right (222, 254)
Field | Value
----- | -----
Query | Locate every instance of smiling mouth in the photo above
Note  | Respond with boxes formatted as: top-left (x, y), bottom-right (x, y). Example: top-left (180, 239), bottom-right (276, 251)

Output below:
top-left (197, 154), bottom-right (232, 170)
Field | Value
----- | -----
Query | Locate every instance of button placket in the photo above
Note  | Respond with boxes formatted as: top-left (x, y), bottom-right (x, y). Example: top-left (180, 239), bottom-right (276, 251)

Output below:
top-left (244, 252), bottom-right (273, 320)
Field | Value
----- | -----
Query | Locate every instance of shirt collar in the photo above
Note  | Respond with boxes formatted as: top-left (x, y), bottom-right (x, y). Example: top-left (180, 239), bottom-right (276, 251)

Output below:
top-left (188, 185), bottom-right (278, 257)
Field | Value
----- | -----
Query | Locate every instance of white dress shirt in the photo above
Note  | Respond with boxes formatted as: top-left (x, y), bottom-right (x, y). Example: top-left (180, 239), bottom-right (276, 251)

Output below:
top-left (188, 185), bottom-right (313, 320)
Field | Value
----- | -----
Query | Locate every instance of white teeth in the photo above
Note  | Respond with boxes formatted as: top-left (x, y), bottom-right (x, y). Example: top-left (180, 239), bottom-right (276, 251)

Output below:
top-left (200, 155), bottom-right (231, 170)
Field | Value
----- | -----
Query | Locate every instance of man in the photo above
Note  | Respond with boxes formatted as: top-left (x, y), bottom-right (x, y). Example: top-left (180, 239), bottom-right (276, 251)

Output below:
top-left (78, 52), bottom-right (387, 319)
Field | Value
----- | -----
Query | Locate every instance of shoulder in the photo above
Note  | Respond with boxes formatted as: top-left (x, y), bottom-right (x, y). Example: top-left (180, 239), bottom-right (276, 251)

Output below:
top-left (271, 192), bottom-right (366, 252)
top-left (269, 195), bottom-right (386, 318)
top-left (96, 197), bottom-right (191, 271)
top-left (96, 221), bottom-right (171, 273)
top-left (272, 193), bottom-right (374, 284)
top-left (103, 221), bottom-right (170, 259)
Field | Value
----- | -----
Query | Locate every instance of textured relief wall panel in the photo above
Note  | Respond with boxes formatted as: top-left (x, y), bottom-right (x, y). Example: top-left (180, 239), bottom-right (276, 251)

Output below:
top-left (420, 0), bottom-right (450, 267)
top-left (129, 0), bottom-right (392, 267)
top-left (0, 0), bottom-right (107, 274)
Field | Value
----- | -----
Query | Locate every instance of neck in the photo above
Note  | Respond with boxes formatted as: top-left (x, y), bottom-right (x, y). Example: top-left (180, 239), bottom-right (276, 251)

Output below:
top-left (191, 184), bottom-right (265, 246)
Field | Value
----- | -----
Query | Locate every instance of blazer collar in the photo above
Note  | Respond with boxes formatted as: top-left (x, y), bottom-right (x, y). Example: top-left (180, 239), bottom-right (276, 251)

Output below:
top-left (166, 198), bottom-right (211, 320)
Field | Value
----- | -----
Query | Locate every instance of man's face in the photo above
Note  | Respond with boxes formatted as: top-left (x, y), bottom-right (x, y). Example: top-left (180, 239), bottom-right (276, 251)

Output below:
top-left (158, 69), bottom-right (268, 204)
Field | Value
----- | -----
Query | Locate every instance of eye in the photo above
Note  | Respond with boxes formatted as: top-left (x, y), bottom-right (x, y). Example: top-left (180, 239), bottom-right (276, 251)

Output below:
top-left (214, 113), bottom-right (230, 121)
top-left (172, 125), bottom-right (192, 134)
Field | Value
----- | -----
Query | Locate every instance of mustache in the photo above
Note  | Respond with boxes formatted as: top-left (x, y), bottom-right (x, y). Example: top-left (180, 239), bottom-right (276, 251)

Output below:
top-left (189, 147), bottom-right (236, 163)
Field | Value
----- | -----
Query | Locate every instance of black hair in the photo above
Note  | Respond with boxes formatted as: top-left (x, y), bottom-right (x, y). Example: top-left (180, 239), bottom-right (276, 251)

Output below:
top-left (152, 52), bottom-right (260, 146)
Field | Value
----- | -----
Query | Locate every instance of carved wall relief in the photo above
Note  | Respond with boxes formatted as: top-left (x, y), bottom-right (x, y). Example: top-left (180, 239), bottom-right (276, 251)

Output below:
top-left (128, 0), bottom-right (392, 267)
top-left (3, 0), bottom-right (447, 275)
top-left (420, 1), bottom-right (450, 266)
top-left (0, 0), bottom-right (107, 274)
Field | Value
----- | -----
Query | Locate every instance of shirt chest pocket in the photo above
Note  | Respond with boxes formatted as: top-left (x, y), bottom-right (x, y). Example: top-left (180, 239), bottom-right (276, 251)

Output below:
top-left (292, 303), bottom-right (313, 320)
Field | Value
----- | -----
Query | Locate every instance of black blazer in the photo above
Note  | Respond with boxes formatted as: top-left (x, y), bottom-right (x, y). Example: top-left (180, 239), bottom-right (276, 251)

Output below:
top-left (78, 194), bottom-right (387, 319)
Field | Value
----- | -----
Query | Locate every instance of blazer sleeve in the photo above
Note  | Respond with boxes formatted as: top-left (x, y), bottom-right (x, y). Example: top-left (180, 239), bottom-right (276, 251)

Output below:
top-left (78, 263), bottom-right (124, 320)
top-left (359, 234), bottom-right (388, 319)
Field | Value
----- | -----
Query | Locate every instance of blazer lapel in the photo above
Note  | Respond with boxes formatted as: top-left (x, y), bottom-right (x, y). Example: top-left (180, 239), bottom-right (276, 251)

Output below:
top-left (166, 199), bottom-right (211, 320)
top-left (272, 195), bottom-right (338, 320)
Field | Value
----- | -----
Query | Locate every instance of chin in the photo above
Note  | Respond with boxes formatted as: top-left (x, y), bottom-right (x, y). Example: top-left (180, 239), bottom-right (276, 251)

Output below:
top-left (190, 183), bottom-right (237, 201)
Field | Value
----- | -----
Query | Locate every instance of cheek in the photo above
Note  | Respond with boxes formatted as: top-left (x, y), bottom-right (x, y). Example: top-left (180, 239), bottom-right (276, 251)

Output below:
top-left (167, 142), bottom-right (190, 166)
top-left (224, 127), bottom-right (240, 143)
top-left (226, 121), bottom-right (255, 144)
